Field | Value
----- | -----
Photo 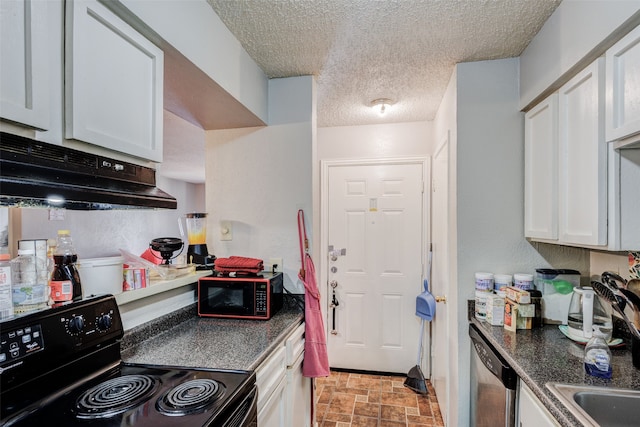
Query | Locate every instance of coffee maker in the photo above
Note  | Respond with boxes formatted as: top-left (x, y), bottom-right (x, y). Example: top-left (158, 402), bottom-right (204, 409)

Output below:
top-left (178, 213), bottom-right (216, 268)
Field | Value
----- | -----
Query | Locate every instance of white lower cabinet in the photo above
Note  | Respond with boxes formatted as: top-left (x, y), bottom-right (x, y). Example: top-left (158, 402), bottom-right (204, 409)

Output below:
top-left (257, 345), bottom-right (286, 427)
top-left (258, 373), bottom-right (287, 427)
top-left (517, 380), bottom-right (560, 427)
top-left (257, 322), bottom-right (311, 427)
top-left (285, 323), bottom-right (311, 427)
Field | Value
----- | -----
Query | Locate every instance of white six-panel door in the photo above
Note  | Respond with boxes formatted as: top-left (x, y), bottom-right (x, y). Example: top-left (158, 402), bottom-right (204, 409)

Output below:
top-left (325, 160), bottom-right (426, 373)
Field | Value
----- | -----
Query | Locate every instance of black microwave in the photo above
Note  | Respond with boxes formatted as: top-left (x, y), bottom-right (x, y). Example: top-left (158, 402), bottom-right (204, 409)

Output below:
top-left (197, 272), bottom-right (283, 320)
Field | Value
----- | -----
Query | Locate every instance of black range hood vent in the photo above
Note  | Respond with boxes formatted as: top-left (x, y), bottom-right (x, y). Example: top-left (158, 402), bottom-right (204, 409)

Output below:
top-left (0, 132), bottom-right (177, 210)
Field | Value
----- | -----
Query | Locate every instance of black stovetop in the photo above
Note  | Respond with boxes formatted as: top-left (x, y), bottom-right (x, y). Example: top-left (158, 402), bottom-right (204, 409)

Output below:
top-left (0, 295), bottom-right (255, 427)
top-left (2, 362), bottom-right (255, 427)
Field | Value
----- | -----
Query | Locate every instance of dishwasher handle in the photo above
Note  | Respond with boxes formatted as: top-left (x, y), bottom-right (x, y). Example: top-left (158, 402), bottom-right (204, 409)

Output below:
top-left (469, 323), bottom-right (518, 390)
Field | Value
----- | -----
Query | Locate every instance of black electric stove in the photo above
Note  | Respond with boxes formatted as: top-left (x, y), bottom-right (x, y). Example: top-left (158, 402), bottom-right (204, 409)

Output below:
top-left (0, 295), bottom-right (257, 427)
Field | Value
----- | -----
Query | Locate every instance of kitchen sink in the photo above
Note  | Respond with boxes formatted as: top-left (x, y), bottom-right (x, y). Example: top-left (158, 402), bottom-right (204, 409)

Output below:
top-left (546, 383), bottom-right (640, 426)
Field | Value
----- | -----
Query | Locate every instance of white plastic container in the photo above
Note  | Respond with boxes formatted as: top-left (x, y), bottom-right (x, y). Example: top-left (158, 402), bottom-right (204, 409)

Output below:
top-left (77, 256), bottom-right (124, 296)
top-left (475, 291), bottom-right (490, 320)
top-left (494, 274), bottom-right (512, 296)
top-left (475, 272), bottom-right (494, 292)
top-left (513, 273), bottom-right (534, 290)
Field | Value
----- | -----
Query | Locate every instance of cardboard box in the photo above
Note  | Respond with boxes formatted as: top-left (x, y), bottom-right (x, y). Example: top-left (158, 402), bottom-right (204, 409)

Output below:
top-left (486, 305), bottom-right (504, 326)
top-left (123, 264), bottom-right (149, 291)
top-left (486, 294), bottom-right (505, 325)
top-left (504, 299), bottom-right (534, 331)
top-left (505, 286), bottom-right (530, 304)
top-left (504, 299), bottom-right (517, 331)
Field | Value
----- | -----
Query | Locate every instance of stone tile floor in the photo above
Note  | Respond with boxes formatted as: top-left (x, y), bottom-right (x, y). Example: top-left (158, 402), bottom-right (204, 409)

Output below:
top-left (315, 370), bottom-right (444, 427)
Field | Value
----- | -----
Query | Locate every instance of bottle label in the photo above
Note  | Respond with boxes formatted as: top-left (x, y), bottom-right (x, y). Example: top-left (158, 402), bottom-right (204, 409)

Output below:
top-left (50, 280), bottom-right (73, 302)
top-left (585, 348), bottom-right (611, 378)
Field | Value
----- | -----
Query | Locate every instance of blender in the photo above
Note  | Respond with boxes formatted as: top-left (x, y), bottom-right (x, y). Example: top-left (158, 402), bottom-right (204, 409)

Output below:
top-left (179, 213), bottom-right (215, 268)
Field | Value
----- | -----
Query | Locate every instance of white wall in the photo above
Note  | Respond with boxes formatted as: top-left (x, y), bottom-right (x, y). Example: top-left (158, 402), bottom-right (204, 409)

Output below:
top-left (519, 0), bottom-right (639, 109)
top-left (435, 58), bottom-right (591, 427)
top-left (318, 121), bottom-right (432, 160)
top-left (205, 76), bottom-right (314, 293)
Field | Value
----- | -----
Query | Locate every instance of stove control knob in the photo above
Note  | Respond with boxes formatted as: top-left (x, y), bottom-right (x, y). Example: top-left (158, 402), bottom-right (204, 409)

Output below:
top-left (96, 314), bottom-right (112, 331)
top-left (67, 315), bottom-right (85, 335)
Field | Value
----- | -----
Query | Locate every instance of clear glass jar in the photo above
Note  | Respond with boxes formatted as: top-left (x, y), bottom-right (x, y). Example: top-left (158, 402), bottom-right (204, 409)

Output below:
top-left (11, 249), bottom-right (49, 313)
top-left (0, 253), bottom-right (14, 319)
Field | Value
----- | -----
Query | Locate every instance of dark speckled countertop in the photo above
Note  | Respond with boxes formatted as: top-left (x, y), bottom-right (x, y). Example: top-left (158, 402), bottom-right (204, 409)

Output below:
top-left (470, 316), bottom-right (640, 427)
top-left (120, 297), bottom-right (304, 371)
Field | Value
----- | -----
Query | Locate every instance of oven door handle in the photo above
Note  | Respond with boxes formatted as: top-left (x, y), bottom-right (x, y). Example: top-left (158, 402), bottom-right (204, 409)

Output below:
top-left (224, 385), bottom-right (258, 427)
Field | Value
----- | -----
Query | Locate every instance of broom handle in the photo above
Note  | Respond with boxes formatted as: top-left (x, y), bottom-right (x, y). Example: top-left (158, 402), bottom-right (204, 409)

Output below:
top-left (417, 319), bottom-right (425, 365)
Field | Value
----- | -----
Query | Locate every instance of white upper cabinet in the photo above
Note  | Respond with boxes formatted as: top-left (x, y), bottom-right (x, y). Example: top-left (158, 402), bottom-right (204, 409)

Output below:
top-left (525, 58), bottom-right (608, 248)
top-left (558, 58), bottom-right (607, 246)
top-left (0, 0), bottom-right (49, 130)
top-left (524, 93), bottom-right (558, 240)
top-left (606, 25), bottom-right (640, 146)
top-left (65, 0), bottom-right (164, 162)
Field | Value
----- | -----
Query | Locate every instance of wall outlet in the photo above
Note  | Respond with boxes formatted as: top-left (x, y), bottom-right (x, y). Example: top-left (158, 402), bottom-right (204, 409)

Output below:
top-left (268, 257), bottom-right (283, 272)
top-left (48, 209), bottom-right (65, 220)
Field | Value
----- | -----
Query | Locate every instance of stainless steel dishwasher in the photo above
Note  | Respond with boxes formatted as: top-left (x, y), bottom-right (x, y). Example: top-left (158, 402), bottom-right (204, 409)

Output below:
top-left (469, 323), bottom-right (518, 427)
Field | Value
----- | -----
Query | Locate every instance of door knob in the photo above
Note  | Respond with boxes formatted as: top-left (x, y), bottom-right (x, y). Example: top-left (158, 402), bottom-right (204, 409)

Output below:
top-left (435, 296), bottom-right (447, 303)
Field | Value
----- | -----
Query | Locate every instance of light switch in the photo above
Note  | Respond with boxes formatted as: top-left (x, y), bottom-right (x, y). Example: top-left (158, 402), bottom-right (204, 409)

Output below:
top-left (220, 221), bottom-right (232, 241)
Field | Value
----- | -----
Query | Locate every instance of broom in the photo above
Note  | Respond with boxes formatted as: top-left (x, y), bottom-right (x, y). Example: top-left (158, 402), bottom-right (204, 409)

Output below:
top-left (404, 245), bottom-right (434, 395)
top-left (404, 318), bottom-right (428, 394)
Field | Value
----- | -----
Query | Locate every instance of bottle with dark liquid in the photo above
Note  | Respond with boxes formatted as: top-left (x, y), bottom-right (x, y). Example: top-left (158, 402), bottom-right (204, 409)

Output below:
top-left (49, 230), bottom-right (82, 302)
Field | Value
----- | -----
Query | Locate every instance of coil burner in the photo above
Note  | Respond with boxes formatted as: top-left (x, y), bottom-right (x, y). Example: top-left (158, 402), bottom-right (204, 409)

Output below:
top-left (75, 375), bottom-right (159, 419)
top-left (157, 378), bottom-right (225, 415)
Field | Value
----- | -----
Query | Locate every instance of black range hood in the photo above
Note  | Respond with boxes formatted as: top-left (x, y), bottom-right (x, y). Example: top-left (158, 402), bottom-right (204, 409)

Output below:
top-left (0, 132), bottom-right (177, 210)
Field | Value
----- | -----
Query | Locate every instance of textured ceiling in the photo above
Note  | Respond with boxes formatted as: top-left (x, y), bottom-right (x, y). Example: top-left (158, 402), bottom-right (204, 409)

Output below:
top-left (206, 0), bottom-right (562, 127)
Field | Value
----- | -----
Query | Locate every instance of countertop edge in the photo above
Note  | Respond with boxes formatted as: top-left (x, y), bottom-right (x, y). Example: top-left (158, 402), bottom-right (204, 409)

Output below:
top-left (247, 316), bottom-right (304, 371)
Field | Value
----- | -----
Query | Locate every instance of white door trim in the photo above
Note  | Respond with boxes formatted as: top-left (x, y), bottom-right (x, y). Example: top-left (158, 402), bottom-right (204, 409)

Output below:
top-left (320, 156), bottom-right (431, 372)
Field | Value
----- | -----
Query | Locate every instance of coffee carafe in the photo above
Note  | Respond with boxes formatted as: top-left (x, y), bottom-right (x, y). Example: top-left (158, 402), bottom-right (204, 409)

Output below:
top-left (178, 213), bottom-right (215, 267)
top-left (567, 286), bottom-right (612, 342)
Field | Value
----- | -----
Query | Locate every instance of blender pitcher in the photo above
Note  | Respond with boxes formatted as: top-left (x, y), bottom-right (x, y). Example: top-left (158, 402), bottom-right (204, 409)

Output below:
top-left (178, 213), bottom-right (212, 265)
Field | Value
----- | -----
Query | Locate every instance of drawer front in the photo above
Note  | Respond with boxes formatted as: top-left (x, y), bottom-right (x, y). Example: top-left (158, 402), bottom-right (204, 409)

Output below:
top-left (285, 323), bottom-right (305, 366)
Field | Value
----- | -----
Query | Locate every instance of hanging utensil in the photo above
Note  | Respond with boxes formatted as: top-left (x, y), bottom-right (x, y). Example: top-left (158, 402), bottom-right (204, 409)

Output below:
top-left (592, 280), bottom-right (640, 340)
top-left (619, 288), bottom-right (640, 330)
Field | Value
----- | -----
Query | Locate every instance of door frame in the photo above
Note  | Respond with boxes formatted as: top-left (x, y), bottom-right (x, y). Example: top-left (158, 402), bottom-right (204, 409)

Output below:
top-left (320, 157), bottom-right (431, 374)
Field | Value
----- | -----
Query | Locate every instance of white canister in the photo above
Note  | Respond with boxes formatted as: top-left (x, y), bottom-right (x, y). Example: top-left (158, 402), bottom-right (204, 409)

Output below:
top-left (77, 256), bottom-right (124, 296)
top-left (514, 273), bottom-right (534, 290)
top-left (494, 274), bottom-right (513, 295)
top-left (475, 291), bottom-right (491, 320)
top-left (475, 272), bottom-right (494, 292)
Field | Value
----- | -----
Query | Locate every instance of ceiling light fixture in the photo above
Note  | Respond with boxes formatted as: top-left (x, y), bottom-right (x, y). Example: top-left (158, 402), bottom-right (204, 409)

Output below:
top-left (370, 98), bottom-right (394, 115)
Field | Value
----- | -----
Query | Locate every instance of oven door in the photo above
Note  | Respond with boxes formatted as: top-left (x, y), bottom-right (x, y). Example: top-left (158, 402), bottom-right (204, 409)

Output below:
top-left (198, 280), bottom-right (257, 318)
top-left (221, 385), bottom-right (257, 427)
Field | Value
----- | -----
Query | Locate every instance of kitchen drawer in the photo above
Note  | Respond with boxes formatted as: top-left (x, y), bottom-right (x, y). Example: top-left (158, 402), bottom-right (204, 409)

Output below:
top-left (256, 345), bottom-right (286, 410)
top-left (285, 322), bottom-right (305, 366)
